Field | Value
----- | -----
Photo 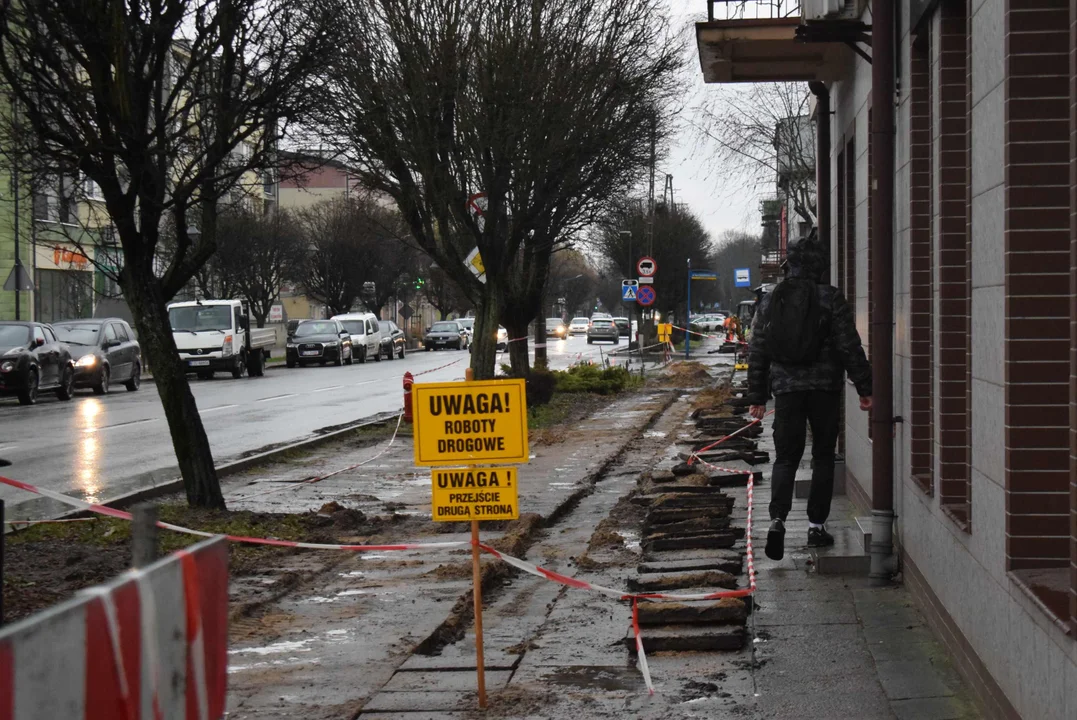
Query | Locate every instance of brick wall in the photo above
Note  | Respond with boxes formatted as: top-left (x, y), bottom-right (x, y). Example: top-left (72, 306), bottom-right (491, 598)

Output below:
top-left (937, 2), bottom-right (972, 524)
top-left (910, 27), bottom-right (935, 494)
top-left (1004, 0), bottom-right (1072, 573)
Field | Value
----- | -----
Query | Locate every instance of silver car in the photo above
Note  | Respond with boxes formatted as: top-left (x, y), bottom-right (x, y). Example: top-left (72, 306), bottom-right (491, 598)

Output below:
top-left (586, 318), bottom-right (619, 344)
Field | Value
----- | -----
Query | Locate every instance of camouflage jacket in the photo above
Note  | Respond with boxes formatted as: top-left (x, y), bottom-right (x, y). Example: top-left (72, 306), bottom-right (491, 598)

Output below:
top-left (746, 283), bottom-right (872, 405)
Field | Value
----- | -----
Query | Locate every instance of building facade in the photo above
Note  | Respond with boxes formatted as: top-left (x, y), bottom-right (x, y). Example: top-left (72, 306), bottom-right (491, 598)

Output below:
top-left (697, 1), bottom-right (1077, 717)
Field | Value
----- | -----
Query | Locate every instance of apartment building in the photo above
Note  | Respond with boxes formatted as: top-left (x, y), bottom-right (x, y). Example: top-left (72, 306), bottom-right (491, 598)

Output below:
top-left (697, 1), bottom-right (1077, 717)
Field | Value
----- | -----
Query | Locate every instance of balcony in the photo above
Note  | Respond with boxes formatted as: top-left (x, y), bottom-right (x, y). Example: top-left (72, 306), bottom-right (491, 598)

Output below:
top-left (697, 1), bottom-right (853, 84)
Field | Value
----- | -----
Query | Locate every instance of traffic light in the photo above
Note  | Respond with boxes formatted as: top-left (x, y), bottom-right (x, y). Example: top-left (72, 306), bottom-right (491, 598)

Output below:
top-left (415, 277), bottom-right (425, 290)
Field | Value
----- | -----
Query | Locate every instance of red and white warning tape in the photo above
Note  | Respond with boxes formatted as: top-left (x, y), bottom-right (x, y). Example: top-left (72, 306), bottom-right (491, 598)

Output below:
top-left (413, 356), bottom-right (466, 377)
top-left (687, 410), bottom-right (774, 465)
top-left (0, 474), bottom-right (469, 553)
top-left (671, 324), bottom-right (722, 340)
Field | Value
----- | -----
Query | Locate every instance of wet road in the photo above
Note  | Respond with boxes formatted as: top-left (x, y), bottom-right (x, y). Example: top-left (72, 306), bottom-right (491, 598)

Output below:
top-left (0, 333), bottom-right (630, 517)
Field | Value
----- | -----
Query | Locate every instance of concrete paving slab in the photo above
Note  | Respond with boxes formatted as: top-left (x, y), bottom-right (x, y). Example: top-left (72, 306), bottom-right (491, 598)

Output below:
top-left (752, 592), bottom-right (859, 626)
top-left (627, 624), bottom-right (746, 652)
top-left (637, 555), bottom-right (742, 575)
top-left (876, 659), bottom-right (959, 700)
top-left (359, 691), bottom-right (474, 713)
top-left (635, 598), bottom-right (747, 626)
top-left (891, 695), bottom-right (978, 720)
top-left (627, 569), bottom-right (737, 592)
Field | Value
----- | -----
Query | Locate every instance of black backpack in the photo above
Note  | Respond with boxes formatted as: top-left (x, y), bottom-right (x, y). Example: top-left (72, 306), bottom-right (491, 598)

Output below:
top-left (765, 277), bottom-right (826, 365)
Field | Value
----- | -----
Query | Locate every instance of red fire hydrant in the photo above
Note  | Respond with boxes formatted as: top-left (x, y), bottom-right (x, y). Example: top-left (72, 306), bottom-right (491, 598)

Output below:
top-left (403, 371), bottom-right (414, 423)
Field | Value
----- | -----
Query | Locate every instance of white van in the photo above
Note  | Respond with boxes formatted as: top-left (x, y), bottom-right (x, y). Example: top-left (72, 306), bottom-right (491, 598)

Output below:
top-left (331, 312), bottom-right (384, 363)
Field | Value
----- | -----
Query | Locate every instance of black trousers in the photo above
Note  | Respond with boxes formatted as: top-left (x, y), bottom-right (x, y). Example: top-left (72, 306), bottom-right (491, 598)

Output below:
top-left (768, 390), bottom-right (842, 525)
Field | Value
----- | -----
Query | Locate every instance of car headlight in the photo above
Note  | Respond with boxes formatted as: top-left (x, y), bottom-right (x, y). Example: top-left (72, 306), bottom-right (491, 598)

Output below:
top-left (75, 354), bottom-right (97, 368)
top-left (222, 335), bottom-right (234, 357)
top-left (0, 361), bottom-right (13, 372)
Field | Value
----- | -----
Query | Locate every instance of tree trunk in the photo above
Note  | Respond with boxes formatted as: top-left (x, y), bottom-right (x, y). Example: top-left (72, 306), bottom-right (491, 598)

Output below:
top-left (470, 290), bottom-right (502, 380)
top-left (123, 273), bottom-right (226, 509)
top-left (533, 305), bottom-right (547, 370)
top-left (505, 317), bottom-right (530, 377)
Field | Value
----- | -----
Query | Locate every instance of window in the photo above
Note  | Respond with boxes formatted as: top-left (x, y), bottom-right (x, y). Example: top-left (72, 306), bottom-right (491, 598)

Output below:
top-left (42, 327), bottom-right (57, 344)
top-left (366, 320), bottom-right (375, 334)
top-left (370, 319), bottom-right (380, 333)
top-left (32, 327), bottom-right (45, 345)
top-left (84, 176), bottom-right (103, 200)
top-left (34, 174), bottom-right (78, 224)
top-left (104, 324), bottom-right (118, 343)
top-left (113, 324), bottom-right (130, 342)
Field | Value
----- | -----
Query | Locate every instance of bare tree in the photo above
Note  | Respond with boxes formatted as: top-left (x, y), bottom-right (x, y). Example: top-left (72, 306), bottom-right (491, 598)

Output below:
top-left (322, 0), bottom-right (683, 378)
top-left (711, 230), bottom-right (763, 311)
top-left (297, 197), bottom-right (366, 318)
top-left (216, 210), bottom-right (306, 327)
top-left (0, 0), bottom-right (337, 508)
top-left (692, 82), bottom-right (816, 226)
top-left (592, 198), bottom-right (714, 321)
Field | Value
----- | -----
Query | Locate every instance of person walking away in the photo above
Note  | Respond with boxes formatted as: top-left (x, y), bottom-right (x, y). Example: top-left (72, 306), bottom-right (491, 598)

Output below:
top-left (745, 238), bottom-right (872, 561)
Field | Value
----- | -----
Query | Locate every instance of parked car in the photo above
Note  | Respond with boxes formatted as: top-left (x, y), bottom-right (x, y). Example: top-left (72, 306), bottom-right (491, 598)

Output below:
top-left (568, 317), bottom-right (589, 335)
top-left (425, 321), bottom-right (468, 350)
top-left (587, 318), bottom-right (619, 344)
top-left (612, 317), bottom-right (631, 337)
top-left (331, 312), bottom-right (384, 362)
top-left (53, 318), bottom-right (142, 394)
top-left (380, 320), bottom-right (406, 360)
top-left (457, 317), bottom-right (475, 343)
top-left (0, 321), bottom-right (75, 405)
top-left (545, 318), bottom-right (567, 339)
top-left (286, 319), bottom-right (353, 367)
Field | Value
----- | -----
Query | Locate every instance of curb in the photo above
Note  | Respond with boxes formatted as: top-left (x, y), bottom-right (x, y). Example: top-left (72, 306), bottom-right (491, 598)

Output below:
top-left (35, 410), bottom-right (403, 520)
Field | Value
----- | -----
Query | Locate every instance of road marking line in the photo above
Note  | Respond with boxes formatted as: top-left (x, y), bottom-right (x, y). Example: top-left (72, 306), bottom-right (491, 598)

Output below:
top-left (84, 418), bottom-right (158, 434)
top-left (354, 380), bottom-right (379, 386)
top-left (201, 404), bottom-right (238, 414)
top-left (312, 385), bottom-right (344, 393)
top-left (256, 393), bottom-right (297, 403)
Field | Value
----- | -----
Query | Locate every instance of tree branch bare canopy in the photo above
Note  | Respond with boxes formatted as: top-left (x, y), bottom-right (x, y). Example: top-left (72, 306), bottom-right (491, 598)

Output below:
top-left (0, 0), bottom-right (338, 508)
top-left (322, 0), bottom-right (683, 378)
top-left (691, 82), bottom-right (817, 226)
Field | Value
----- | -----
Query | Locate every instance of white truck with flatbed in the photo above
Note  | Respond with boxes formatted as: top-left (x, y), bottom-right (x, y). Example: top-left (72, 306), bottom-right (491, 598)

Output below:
top-left (167, 299), bottom-right (275, 379)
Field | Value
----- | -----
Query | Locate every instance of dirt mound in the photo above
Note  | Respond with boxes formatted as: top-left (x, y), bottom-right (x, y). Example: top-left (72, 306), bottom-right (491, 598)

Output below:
top-left (660, 361), bottom-right (713, 387)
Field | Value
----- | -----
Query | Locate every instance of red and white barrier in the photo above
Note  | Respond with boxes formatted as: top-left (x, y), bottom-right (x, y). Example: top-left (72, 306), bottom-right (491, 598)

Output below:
top-left (0, 536), bottom-right (228, 720)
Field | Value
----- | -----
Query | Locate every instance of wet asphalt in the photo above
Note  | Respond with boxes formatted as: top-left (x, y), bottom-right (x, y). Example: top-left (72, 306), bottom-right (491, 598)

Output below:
top-left (0, 334), bottom-right (631, 518)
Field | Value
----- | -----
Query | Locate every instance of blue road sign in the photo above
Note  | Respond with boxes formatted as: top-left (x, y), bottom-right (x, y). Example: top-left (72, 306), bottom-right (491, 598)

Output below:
top-left (622, 284), bottom-right (637, 301)
top-left (734, 268), bottom-right (751, 288)
top-left (636, 285), bottom-right (656, 307)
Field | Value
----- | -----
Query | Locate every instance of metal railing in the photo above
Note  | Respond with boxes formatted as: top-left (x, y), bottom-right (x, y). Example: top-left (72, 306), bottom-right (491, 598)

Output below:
top-left (761, 249), bottom-right (786, 267)
top-left (706, 1), bottom-right (803, 22)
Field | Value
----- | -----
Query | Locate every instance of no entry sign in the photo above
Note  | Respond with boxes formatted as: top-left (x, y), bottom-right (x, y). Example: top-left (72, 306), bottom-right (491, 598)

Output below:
top-left (636, 285), bottom-right (656, 307)
top-left (412, 379), bottom-right (529, 466)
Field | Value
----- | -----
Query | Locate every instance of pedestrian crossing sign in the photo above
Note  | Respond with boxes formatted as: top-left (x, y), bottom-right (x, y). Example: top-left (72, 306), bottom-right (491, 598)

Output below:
top-left (622, 284), bottom-right (637, 301)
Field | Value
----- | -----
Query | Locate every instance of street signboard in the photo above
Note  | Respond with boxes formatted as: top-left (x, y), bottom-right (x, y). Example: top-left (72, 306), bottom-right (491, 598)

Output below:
top-left (621, 283), bottom-right (637, 301)
top-left (432, 467), bottom-right (519, 522)
top-left (637, 276), bottom-right (653, 284)
top-left (636, 285), bottom-right (656, 307)
top-left (465, 247), bottom-right (486, 284)
top-left (734, 268), bottom-right (751, 287)
top-left (269, 304), bottom-right (284, 323)
top-left (412, 379), bottom-right (529, 466)
top-left (690, 270), bottom-right (718, 281)
top-left (657, 323), bottom-right (672, 343)
top-left (637, 256), bottom-right (657, 277)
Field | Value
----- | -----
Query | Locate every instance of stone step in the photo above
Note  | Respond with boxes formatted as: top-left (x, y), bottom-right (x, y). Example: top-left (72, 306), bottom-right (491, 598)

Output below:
top-left (635, 598), bottom-right (747, 626)
top-left (856, 516), bottom-right (873, 551)
top-left (643, 525), bottom-right (744, 544)
top-left (637, 553), bottom-right (742, 575)
top-left (626, 569), bottom-right (737, 593)
top-left (626, 625), bottom-right (746, 653)
top-left (809, 527), bottom-right (870, 575)
top-left (643, 531), bottom-right (736, 553)
top-left (647, 506), bottom-right (732, 525)
top-left (633, 493), bottom-right (735, 510)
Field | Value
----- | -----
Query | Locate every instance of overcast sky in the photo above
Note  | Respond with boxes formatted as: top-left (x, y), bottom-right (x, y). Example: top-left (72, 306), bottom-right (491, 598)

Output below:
top-left (663, 0), bottom-right (760, 244)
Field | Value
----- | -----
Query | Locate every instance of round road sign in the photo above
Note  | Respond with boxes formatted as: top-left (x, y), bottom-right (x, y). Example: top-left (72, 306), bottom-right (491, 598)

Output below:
top-left (637, 256), bottom-right (657, 277)
top-left (636, 285), bottom-right (656, 307)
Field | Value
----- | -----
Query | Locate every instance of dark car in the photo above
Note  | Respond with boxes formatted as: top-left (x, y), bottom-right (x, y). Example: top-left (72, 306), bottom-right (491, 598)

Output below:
top-left (612, 317), bottom-right (631, 337)
top-left (0, 322), bottom-right (75, 405)
top-left (380, 320), bottom-right (406, 360)
top-left (424, 321), bottom-right (467, 351)
top-left (586, 318), bottom-right (619, 344)
top-left (286, 319), bottom-right (353, 367)
top-left (53, 318), bottom-right (142, 395)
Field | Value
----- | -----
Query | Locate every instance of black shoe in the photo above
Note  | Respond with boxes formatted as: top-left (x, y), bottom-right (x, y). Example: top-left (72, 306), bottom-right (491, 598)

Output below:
top-left (765, 519), bottom-right (786, 560)
top-left (807, 526), bottom-right (835, 548)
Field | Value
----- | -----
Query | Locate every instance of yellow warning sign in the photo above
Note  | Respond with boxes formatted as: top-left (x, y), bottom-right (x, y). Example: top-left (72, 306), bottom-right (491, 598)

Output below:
top-left (432, 467), bottom-right (519, 521)
top-left (657, 323), bottom-right (673, 342)
top-left (412, 379), bottom-right (529, 467)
